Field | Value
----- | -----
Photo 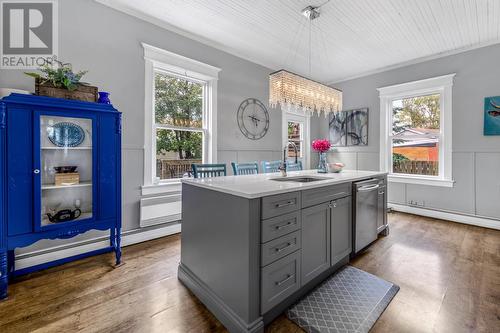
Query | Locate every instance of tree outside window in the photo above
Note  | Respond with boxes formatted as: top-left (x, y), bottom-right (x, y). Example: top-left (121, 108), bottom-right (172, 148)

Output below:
top-left (155, 73), bottom-right (205, 179)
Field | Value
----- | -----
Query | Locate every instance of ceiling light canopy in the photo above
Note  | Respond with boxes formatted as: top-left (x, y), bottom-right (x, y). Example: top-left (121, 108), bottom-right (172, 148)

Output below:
top-left (269, 69), bottom-right (342, 116)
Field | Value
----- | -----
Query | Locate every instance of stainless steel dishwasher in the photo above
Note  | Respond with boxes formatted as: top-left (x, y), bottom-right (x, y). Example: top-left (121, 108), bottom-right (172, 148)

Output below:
top-left (353, 178), bottom-right (380, 254)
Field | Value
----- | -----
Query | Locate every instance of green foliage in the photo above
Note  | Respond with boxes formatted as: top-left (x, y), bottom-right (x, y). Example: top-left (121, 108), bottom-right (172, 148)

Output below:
top-left (25, 60), bottom-right (88, 91)
top-left (155, 74), bottom-right (203, 159)
top-left (394, 94), bottom-right (440, 131)
top-left (392, 107), bottom-right (407, 133)
top-left (156, 130), bottom-right (202, 160)
top-left (393, 153), bottom-right (410, 163)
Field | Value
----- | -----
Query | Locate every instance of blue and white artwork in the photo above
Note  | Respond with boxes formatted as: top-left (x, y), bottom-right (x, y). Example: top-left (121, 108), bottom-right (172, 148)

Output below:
top-left (484, 96), bottom-right (500, 135)
top-left (346, 108), bottom-right (369, 146)
top-left (329, 111), bottom-right (347, 146)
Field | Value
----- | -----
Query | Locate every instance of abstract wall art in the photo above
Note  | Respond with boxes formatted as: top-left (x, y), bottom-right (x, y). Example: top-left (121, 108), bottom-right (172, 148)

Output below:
top-left (484, 96), bottom-right (500, 135)
top-left (329, 108), bottom-right (369, 146)
top-left (346, 108), bottom-right (369, 146)
top-left (328, 111), bottom-right (347, 146)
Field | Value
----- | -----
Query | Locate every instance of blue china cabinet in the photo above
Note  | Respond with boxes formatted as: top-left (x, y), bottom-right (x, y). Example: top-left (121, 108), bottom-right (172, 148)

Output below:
top-left (0, 94), bottom-right (122, 300)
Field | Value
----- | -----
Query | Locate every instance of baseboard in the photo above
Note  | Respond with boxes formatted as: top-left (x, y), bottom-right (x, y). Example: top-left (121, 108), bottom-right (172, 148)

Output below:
top-left (14, 223), bottom-right (182, 270)
top-left (389, 204), bottom-right (500, 230)
top-left (178, 263), bottom-right (264, 333)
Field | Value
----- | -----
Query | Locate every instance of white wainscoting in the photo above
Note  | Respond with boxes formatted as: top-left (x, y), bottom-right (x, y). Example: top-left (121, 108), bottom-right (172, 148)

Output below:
top-left (389, 203), bottom-right (500, 230)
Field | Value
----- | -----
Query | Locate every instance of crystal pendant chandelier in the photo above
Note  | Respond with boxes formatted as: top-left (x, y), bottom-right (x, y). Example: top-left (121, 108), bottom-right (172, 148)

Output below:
top-left (269, 3), bottom-right (342, 116)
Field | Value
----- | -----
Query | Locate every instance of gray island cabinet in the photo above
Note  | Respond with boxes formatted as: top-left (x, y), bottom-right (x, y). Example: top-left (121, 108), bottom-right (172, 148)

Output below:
top-left (178, 170), bottom-right (387, 333)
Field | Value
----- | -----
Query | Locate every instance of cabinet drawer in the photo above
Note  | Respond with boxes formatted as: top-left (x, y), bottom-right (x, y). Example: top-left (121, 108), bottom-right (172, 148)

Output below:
top-left (262, 191), bottom-right (301, 219)
top-left (261, 211), bottom-right (301, 243)
top-left (261, 250), bottom-right (301, 313)
top-left (261, 230), bottom-right (301, 267)
top-left (302, 183), bottom-right (351, 208)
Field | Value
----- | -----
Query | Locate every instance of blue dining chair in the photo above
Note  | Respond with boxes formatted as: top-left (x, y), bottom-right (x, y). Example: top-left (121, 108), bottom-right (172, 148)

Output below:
top-left (191, 163), bottom-right (227, 178)
top-left (261, 160), bottom-right (282, 173)
top-left (231, 162), bottom-right (259, 175)
top-left (286, 160), bottom-right (303, 171)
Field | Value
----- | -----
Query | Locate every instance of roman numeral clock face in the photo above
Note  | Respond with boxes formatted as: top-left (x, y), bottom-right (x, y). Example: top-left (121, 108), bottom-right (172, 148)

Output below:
top-left (237, 98), bottom-right (270, 140)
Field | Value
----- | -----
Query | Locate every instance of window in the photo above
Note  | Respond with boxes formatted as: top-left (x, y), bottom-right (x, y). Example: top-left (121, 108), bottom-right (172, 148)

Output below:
top-left (143, 43), bottom-right (220, 187)
top-left (378, 74), bottom-right (455, 187)
top-left (287, 121), bottom-right (303, 159)
top-left (155, 73), bottom-right (204, 180)
top-left (282, 110), bottom-right (310, 169)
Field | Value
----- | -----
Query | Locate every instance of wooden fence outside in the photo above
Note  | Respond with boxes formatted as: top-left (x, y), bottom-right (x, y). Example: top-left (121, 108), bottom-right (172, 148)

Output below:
top-left (393, 160), bottom-right (439, 176)
top-left (157, 159), bottom-right (202, 179)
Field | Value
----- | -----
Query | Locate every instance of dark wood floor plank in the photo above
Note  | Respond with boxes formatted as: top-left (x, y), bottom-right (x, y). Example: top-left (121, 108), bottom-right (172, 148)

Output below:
top-left (0, 212), bottom-right (498, 333)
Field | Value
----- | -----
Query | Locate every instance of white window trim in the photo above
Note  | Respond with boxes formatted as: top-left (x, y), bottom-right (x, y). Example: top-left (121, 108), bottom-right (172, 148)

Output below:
top-left (377, 74), bottom-right (455, 188)
top-left (142, 43), bottom-right (221, 190)
top-left (282, 109), bottom-right (311, 170)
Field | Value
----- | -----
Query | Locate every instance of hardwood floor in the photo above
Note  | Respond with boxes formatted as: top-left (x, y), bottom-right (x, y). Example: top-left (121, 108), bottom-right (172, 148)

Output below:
top-left (0, 212), bottom-right (499, 333)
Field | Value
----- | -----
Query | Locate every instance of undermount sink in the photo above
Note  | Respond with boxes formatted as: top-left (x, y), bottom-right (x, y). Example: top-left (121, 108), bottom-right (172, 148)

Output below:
top-left (270, 176), bottom-right (330, 183)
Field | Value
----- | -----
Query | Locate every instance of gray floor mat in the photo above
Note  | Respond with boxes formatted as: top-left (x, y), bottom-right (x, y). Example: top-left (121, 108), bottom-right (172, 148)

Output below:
top-left (287, 266), bottom-right (399, 333)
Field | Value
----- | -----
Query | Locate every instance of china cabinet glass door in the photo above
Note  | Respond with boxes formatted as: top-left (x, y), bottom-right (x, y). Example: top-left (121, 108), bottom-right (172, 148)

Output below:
top-left (38, 114), bottom-right (94, 227)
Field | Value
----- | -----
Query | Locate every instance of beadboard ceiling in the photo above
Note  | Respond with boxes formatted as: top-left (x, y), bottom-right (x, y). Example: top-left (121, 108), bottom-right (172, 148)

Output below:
top-left (98, 0), bottom-right (500, 83)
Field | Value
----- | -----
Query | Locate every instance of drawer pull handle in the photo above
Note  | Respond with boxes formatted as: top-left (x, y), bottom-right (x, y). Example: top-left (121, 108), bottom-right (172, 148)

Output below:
top-left (276, 274), bottom-right (294, 286)
top-left (358, 184), bottom-right (380, 192)
top-left (275, 200), bottom-right (294, 208)
top-left (275, 242), bottom-right (293, 253)
top-left (275, 220), bottom-right (295, 230)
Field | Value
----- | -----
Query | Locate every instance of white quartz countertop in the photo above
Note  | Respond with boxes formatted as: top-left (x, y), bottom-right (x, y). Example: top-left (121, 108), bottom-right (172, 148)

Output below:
top-left (182, 169), bottom-right (387, 198)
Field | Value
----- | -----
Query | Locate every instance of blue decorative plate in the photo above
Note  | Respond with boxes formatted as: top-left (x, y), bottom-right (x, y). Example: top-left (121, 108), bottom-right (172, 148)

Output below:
top-left (48, 122), bottom-right (85, 147)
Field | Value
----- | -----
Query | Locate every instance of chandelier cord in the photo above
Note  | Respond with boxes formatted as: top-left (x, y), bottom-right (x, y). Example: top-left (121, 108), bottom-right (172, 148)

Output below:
top-left (283, 21), bottom-right (300, 68)
top-left (318, 21), bottom-right (331, 79)
top-left (309, 19), bottom-right (312, 77)
top-left (316, 0), bottom-right (331, 9)
top-left (288, 19), bottom-right (308, 72)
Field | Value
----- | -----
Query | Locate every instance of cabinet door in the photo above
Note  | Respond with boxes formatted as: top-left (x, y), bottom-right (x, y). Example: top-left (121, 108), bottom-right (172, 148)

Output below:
top-left (377, 186), bottom-right (387, 233)
top-left (301, 202), bottom-right (331, 285)
top-left (331, 196), bottom-right (351, 266)
top-left (7, 107), bottom-right (33, 236)
top-left (98, 114), bottom-right (119, 220)
top-left (34, 112), bottom-right (97, 230)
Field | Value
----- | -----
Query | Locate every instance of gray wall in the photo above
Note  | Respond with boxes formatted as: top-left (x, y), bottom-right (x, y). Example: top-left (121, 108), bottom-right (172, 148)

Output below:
top-left (315, 43), bottom-right (500, 220)
top-left (0, 0), bottom-right (282, 253)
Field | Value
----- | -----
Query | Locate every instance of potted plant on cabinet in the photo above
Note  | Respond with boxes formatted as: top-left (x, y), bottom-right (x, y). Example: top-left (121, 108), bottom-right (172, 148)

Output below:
top-left (25, 60), bottom-right (98, 102)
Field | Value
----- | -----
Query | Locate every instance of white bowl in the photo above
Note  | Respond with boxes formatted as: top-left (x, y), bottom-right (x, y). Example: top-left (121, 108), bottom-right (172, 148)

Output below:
top-left (328, 163), bottom-right (344, 173)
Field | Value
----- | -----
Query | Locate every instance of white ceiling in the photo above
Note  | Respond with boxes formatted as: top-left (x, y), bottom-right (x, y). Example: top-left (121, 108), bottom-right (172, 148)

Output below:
top-left (98, 0), bottom-right (500, 83)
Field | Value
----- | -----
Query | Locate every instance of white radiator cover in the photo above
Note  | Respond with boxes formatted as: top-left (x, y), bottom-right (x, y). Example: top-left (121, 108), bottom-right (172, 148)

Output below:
top-left (140, 193), bottom-right (182, 227)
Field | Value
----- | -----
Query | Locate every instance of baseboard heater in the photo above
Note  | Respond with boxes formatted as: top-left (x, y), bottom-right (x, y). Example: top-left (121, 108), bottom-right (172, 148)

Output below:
top-left (140, 193), bottom-right (182, 227)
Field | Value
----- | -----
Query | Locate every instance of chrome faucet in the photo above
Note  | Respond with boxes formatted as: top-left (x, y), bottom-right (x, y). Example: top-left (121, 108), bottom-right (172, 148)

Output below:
top-left (279, 141), bottom-right (298, 177)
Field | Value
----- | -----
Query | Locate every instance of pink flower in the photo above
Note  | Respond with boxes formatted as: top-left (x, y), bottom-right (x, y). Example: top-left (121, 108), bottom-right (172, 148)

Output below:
top-left (312, 139), bottom-right (331, 153)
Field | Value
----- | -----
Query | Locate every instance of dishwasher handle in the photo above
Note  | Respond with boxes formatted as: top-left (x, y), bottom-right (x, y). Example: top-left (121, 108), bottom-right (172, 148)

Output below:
top-left (357, 184), bottom-right (380, 192)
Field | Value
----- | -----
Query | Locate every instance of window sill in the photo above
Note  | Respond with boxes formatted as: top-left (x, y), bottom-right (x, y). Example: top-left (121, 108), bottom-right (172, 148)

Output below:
top-left (388, 174), bottom-right (455, 187)
top-left (141, 181), bottom-right (182, 196)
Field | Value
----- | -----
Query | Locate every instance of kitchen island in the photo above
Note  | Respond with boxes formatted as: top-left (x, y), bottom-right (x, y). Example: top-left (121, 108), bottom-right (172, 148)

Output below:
top-left (178, 170), bottom-right (388, 333)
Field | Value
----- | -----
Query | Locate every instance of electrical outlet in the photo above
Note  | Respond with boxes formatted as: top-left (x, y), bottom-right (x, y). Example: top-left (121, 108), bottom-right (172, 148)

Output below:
top-left (408, 200), bottom-right (425, 207)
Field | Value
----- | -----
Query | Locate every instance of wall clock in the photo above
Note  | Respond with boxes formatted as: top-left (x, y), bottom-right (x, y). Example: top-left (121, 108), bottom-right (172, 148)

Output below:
top-left (237, 98), bottom-right (270, 140)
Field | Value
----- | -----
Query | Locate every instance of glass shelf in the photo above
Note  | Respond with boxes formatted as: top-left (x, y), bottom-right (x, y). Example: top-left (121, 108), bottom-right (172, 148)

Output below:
top-left (41, 146), bottom-right (92, 150)
top-left (42, 181), bottom-right (92, 190)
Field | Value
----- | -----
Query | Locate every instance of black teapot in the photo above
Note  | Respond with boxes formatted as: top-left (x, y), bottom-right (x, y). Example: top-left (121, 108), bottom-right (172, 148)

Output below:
top-left (46, 208), bottom-right (81, 223)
